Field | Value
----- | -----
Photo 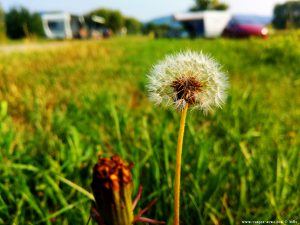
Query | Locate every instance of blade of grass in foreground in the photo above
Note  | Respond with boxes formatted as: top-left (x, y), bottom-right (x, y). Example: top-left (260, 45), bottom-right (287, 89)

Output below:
top-left (3, 164), bottom-right (94, 200)
top-left (57, 175), bottom-right (95, 201)
top-left (36, 199), bottom-right (89, 224)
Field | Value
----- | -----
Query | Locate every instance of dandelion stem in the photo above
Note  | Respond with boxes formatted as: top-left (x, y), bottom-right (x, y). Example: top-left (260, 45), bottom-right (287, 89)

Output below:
top-left (174, 103), bottom-right (188, 225)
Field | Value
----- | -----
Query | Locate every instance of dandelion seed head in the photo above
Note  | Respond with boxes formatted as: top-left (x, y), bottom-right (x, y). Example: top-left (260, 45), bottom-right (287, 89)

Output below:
top-left (147, 51), bottom-right (228, 113)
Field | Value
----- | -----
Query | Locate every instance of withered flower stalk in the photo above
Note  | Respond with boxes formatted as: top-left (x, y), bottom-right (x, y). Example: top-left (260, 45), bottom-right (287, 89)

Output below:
top-left (91, 155), bottom-right (165, 225)
top-left (92, 155), bottom-right (133, 225)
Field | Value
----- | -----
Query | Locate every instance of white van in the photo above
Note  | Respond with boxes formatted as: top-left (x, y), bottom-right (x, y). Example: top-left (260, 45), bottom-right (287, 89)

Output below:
top-left (41, 12), bottom-right (85, 39)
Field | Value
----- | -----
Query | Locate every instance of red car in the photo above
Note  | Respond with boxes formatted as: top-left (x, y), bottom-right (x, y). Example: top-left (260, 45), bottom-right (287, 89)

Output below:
top-left (222, 17), bottom-right (268, 38)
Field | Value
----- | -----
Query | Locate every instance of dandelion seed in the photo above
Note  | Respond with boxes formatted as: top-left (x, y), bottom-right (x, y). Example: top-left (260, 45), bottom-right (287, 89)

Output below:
top-left (148, 51), bottom-right (228, 113)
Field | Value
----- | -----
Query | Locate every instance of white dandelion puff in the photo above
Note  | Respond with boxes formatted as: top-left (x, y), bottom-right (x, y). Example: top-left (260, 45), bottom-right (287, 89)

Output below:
top-left (147, 51), bottom-right (228, 113)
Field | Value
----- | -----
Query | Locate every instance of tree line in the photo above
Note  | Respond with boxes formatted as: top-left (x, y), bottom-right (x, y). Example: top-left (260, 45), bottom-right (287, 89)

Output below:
top-left (0, 5), bottom-right (142, 39)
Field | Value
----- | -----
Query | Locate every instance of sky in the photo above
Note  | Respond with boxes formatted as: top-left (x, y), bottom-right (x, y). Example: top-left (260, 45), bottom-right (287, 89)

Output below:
top-left (1, 0), bottom-right (287, 21)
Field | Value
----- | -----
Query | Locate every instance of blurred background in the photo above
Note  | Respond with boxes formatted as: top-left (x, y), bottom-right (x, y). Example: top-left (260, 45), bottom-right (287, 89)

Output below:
top-left (0, 0), bottom-right (300, 40)
top-left (0, 0), bottom-right (299, 225)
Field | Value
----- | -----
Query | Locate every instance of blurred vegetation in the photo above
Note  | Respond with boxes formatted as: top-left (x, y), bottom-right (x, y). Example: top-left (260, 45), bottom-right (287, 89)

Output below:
top-left (86, 8), bottom-right (142, 34)
top-left (143, 23), bottom-right (173, 37)
top-left (190, 0), bottom-right (229, 11)
top-left (5, 7), bottom-right (44, 39)
top-left (0, 2), bottom-right (5, 41)
top-left (0, 33), bottom-right (299, 225)
top-left (273, 1), bottom-right (300, 29)
top-left (124, 17), bottom-right (142, 35)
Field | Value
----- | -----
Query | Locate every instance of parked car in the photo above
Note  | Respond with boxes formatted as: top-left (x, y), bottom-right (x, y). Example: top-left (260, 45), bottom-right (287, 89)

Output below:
top-left (222, 17), bottom-right (268, 38)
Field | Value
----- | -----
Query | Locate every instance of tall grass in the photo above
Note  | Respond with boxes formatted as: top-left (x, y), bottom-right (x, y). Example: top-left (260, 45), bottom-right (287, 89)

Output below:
top-left (0, 34), bottom-right (299, 224)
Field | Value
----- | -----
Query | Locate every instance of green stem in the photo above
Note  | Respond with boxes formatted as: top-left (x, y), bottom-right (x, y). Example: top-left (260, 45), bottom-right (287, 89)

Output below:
top-left (174, 104), bottom-right (188, 225)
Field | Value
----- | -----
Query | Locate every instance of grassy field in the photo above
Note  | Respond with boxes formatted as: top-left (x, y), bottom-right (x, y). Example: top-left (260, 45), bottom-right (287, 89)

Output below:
top-left (0, 34), bottom-right (299, 225)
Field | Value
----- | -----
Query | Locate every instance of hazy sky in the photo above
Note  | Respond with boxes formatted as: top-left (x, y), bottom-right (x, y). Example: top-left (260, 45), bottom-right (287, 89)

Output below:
top-left (1, 0), bottom-right (286, 21)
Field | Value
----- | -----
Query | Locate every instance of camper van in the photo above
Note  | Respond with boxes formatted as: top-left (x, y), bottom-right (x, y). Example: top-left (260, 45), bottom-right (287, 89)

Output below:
top-left (41, 12), bottom-right (85, 39)
top-left (174, 11), bottom-right (231, 38)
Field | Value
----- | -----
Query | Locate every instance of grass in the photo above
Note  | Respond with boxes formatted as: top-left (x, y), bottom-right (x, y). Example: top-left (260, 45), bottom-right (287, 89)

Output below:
top-left (0, 34), bottom-right (299, 225)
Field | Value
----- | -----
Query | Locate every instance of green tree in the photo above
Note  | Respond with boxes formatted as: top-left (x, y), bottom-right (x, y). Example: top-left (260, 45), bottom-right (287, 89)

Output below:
top-left (5, 7), bottom-right (44, 39)
top-left (88, 8), bottom-right (124, 33)
top-left (191, 0), bottom-right (210, 10)
top-left (124, 17), bottom-right (141, 34)
top-left (108, 11), bottom-right (124, 33)
top-left (190, 0), bottom-right (228, 11)
top-left (273, 1), bottom-right (300, 29)
top-left (29, 12), bottom-right (44, 36)
top-left (0, 2), bottom-right (5, 40)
